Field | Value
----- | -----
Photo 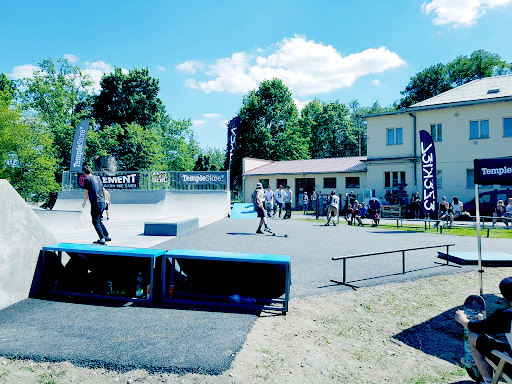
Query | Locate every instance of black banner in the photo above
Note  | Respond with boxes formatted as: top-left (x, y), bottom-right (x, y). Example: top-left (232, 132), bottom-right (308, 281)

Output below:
top-left (226, 116), bottom-right (241, 171)
top-left (474, 157), bottom-right (512, 185)
top-left (179, 172), bottom-right (227, 185)
top-left (100, 173), bottom-right (139, 189)
top-left (419, 130), bottom-right (437, 215)
top-left (70, 119), bottom-right (90, 172)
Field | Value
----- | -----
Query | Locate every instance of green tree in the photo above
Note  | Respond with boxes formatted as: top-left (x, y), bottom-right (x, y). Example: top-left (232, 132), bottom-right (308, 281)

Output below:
top-left (232, 78), bottom-right (308, 188)
top-left (161, 118), bottom-right (200, 171)
top-left (447, 49), bottom-right (511, 86)
top-left (201, 146), bottom-right (226, 171)
top-left (397, 63), bottom-right (452, 108)
top-left (92, 67), bottom-right (165, 129)
top-left (15, 58), bottom-right (93, 178)
top-left (0, 80), bottom-right (58, 200)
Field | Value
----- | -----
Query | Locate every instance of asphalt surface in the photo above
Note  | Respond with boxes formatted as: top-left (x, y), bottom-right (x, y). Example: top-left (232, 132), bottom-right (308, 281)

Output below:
top-left (1, 214), bottom-right (511, 374)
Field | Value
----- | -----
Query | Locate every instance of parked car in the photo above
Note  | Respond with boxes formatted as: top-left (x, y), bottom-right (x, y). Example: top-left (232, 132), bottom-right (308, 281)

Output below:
top-left (464, 189), bottom-right (512, 217)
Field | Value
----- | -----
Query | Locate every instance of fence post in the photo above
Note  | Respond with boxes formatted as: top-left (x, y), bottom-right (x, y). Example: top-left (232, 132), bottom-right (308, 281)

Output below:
top-left (402, 250), bottom-right (406, 274)
top-left (343, 258), bottom-right (346, 284)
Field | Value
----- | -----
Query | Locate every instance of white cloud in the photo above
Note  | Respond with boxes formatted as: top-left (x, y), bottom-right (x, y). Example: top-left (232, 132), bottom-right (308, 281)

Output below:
top-left (370, 79), bottom-right (381, 86)
top-left (156, 65), bottom-right (166, 71)
top-left (64, 53), bottom-right (79, 63)
top-left (192, 120), bottom-right (207, 125)
top-left (203, 113), bottom-right (221, 119)
top-left (6, 64), bottom-right (39, 80)
top-left (422, 0), bottom-right (512, 27)
top-left (181, 36), bottom-right (405, 96)
top-left (176, 60), bottom-right (205, 74)
top-left (293, 98), bottom-right (311, 111)
top-left (82, 61), bottom-right (116, 93)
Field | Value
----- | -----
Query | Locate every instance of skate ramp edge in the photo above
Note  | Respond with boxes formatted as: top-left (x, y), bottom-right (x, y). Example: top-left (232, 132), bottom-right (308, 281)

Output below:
top-left (0, 179), bottom-right (57, 311)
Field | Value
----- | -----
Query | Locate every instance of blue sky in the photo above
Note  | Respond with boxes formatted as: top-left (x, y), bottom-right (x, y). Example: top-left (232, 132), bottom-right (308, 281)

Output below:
top-left (2, 0), bottom-right (512, 149)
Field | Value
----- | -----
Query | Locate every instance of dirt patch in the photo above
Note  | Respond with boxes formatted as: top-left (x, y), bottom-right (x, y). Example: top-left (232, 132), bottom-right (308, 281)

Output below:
top-left (1, 268), bottom-right (510, 383)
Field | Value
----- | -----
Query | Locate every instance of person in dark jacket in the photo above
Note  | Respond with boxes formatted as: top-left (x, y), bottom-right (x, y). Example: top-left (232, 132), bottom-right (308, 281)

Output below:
top-left (81, 165), bottom-right (111, 245)
top-left (455, 277), bottom-right (512, 383)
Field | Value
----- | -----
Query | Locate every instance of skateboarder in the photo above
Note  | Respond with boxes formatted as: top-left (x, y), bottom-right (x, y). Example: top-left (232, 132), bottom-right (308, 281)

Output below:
top-left (253, 182), bottom-right (272, 234)
top-left (455, 277), bottom-right (512, 383)
top-left (81, 165), bottom-right (111, 245)
top-left (325, 191), bottom-right (339, 226)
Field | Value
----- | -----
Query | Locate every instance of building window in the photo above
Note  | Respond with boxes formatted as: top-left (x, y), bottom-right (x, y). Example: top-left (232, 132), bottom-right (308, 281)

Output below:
top-left (431, 124), bottom-right (442, 142)
top-left (466, 169), bottom-right (474, 188)
top-left (469, 120), bottom-right (489, 139)
top-left (324, 177), bottom-right (336, 188)
top-left (387, 128), bottom-right (403, 145)
top-left (346, 177), bottom-right (360, 188)
top-left (259, 179), bottom-right (269, 188)
top-left (384, 171), bottom-right (406, 188)
top-left (437, 170), bottom-right (442, 189)
top-left (504, 118), bottom-right (512, 137)
top-left (276, 178), bottom-right (287, 188)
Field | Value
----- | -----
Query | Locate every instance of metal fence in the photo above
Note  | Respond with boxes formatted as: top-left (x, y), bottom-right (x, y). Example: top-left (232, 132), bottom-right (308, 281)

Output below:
top-left (62, 171), bottom-right (230, 191)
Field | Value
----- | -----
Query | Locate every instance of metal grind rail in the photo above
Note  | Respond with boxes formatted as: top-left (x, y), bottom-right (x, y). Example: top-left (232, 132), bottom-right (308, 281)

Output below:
top-left (331, 244), bottom-right (456, 289)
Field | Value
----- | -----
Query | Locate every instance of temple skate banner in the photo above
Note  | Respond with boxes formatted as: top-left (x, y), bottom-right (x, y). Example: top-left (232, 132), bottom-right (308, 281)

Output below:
top-left (226, 116), bottom-right (241, 171)
top-left (179, 172), bottom-right (227, 185)
top-left (70, 119), bottom-right (90, 172)
top-left (474, 157), bottom-right (512, 186)
top-left (419, 130), bottom-right (437, 214)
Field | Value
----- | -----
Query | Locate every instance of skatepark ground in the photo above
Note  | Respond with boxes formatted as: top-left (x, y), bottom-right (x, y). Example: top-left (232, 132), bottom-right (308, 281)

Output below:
top-left (2, 207), bottom-right (512, 383)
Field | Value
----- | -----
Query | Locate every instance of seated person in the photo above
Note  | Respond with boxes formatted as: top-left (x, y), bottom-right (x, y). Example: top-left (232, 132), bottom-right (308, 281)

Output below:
top-left (344, 204), bottom-right (354, 225)
top-left (493, 199), bottom-right (508, 227)
top-left (506, 198), bottom-right (512, 226)
top-left (455, 277), bottom-right (512, 384)
top-left (353, 201), bottom-right (363, 226)
top-left (368, 198), bottom-right (381, 227)
top-left (359, 202), bottom-right (367, 219)
top-left (449, 196), bottom-right (463, 227)
top-left (434, 196), bottom-right (450, 228)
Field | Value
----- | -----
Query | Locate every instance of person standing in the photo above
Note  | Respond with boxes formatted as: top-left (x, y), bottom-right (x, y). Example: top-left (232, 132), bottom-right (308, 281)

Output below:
top-left (311, 191), bottom-right (317, 214)
top-left (264, 186), bottom-right (274, 217)
top-left (411, 192), bottom-right (422, 219)
top-left (302, 191), bottom-right (309, 214)
top-left (103, 188), bottom-right (111, 220)
top-left (274, 185), bottom-right (285, 217)
top-left (283, 186), bottom-right (293, 219)
top-left (82, 165), bottom-right (110, 245)
top-left (325, 191), bottom-right (339, 226)
top-left (253, 182), bottom-right (272, 234)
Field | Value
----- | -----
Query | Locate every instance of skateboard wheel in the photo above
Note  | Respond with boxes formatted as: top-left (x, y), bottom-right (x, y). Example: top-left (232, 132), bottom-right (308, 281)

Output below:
top-left (272, 233), bottom-right (276, 236)
top-left (284, 234), bottom-right (288, 237)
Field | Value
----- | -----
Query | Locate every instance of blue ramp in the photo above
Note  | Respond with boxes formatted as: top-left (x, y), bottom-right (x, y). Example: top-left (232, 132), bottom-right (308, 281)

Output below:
top-left (230, 203), bottom-right (257, 219)
top-left (438, 251), bottom-right (512, 267)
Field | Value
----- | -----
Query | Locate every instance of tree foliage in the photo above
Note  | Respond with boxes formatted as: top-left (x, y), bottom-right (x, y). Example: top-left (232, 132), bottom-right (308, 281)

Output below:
top-left (92, 67), bottom-right (166, 129)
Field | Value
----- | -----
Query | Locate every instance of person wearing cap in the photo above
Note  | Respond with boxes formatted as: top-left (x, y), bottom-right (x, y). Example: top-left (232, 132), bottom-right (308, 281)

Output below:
top-left (253, 182), bottom-right (272, 234)
top-left (325, 191), bottom-right (339, 226)
top-left (274, 185), bottom-right (285, 217)
top-left (283, 186), bottom-right (293, 219)
top-left (455, 277), bottom-right (512, 383)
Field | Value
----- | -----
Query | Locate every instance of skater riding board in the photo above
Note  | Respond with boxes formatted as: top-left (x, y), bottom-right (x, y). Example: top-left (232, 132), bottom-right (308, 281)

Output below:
top-left (461, 294), bottom-right (486, 382)
top-left (162, 249), bottom-right (291, 313)
top-left (41, 243), bottom-right (165, 303)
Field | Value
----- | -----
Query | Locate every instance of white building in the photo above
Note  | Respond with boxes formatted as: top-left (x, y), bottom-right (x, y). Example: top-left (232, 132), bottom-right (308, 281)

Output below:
top-left (364, 74), bottom-right (512, 204)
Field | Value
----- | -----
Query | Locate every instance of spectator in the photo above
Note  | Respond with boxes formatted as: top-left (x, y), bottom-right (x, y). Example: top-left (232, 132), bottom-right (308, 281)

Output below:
top-left (368, 198), bottom-right (381, 227)
top-left (274, 185), bottom-right (285, 217)
top-left (411, 192), bottom-right (422, 219)
top-left (385, 190), bottom-right (393, 204)
top-left (359, 202), bottom-right (367, 219)
top-left (344, 203), bottom-right (354, 225)
top-left (449, 196), bottom-right (463, 227)
top-left (310, 191), bottom-right (317, 213)
top-left (493, 199), bottom-right (508, 227)
top-left (302, 192), bottom-right (309, 214)
top-left (505, 197), bottom-right (512, 226)
top-left (264, 186), bottom-right (274, 217)
top-left (353, 200), bottom-right (363, 226)
top-left (434, 196), bottom-right (450, 228)
top-left (347, 191), bottom-right (356, 206)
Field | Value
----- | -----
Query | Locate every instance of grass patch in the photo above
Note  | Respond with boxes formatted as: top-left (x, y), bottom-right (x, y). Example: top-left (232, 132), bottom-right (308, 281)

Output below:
top-left (0, 369), bottom-right (11, 379)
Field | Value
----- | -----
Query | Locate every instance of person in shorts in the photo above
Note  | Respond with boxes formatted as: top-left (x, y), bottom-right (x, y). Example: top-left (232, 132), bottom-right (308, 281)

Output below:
top-left (103, 188), bottom-right (111, 220)
top-left (253, 182), bottom-right (272, 234)
top-left (455, 277), bottom-right (512, 383)
top-left (325, 191), bottom-right (339, 226)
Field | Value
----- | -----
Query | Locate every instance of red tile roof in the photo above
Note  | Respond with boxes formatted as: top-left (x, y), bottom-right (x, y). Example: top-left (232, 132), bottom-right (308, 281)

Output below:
top-left (244, 156), bottom-right (367, 175)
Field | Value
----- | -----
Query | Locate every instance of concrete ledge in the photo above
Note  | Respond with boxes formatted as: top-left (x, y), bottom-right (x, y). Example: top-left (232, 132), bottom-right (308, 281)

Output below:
top-left (144, 217), bottom-right (199, 236)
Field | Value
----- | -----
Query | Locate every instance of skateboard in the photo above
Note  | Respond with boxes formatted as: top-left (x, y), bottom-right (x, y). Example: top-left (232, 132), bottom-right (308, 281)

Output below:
top-left (461, 294), bottom-right (486, 382)
top-left (270, 233), bottom-right (288, 237)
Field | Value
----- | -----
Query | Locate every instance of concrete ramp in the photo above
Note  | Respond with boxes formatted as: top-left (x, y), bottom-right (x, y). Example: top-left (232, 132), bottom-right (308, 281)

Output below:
top-left (0, 179), bottom-right (57, 311)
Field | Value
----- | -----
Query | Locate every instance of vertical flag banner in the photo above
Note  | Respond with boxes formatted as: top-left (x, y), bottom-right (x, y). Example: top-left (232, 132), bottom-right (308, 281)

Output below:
top-left (70, 119), bottom-right (90, 172)
top-left (419, 130), bottom-right (437, 216)
top-left (226, 116), bottom-right (241, 171)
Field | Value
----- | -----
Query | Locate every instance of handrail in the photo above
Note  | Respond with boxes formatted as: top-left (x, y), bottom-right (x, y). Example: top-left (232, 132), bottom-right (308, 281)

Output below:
top-left (331, 243), bottom-right (456, 289)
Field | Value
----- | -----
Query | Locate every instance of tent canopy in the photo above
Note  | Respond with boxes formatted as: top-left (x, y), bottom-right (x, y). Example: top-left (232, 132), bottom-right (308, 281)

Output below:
top-left (474, 157), bottom-right (512, 186)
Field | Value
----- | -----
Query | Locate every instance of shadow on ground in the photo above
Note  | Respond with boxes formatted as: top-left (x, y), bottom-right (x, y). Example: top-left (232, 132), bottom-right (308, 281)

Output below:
top-left (393, 294), bottom-right (505, 366)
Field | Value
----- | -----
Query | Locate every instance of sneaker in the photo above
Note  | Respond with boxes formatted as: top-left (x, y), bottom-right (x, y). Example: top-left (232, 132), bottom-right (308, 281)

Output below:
top-left (264, 227), bottom-right (272, 233)
top-left (256, 229), bottom-right (263, 234)
top-left (93, 240), bottom-right (106, 245)
top-left (333, 223), bottom-right (336, 226)
top-left (325, 223), bottom-right (330, 226)
top-left (105, 237), bottom-right (112, 242)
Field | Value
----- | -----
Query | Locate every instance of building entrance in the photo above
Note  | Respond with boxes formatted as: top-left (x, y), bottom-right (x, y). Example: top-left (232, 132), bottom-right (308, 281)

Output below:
top-left (295, 178), bottom-right (315, 208)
